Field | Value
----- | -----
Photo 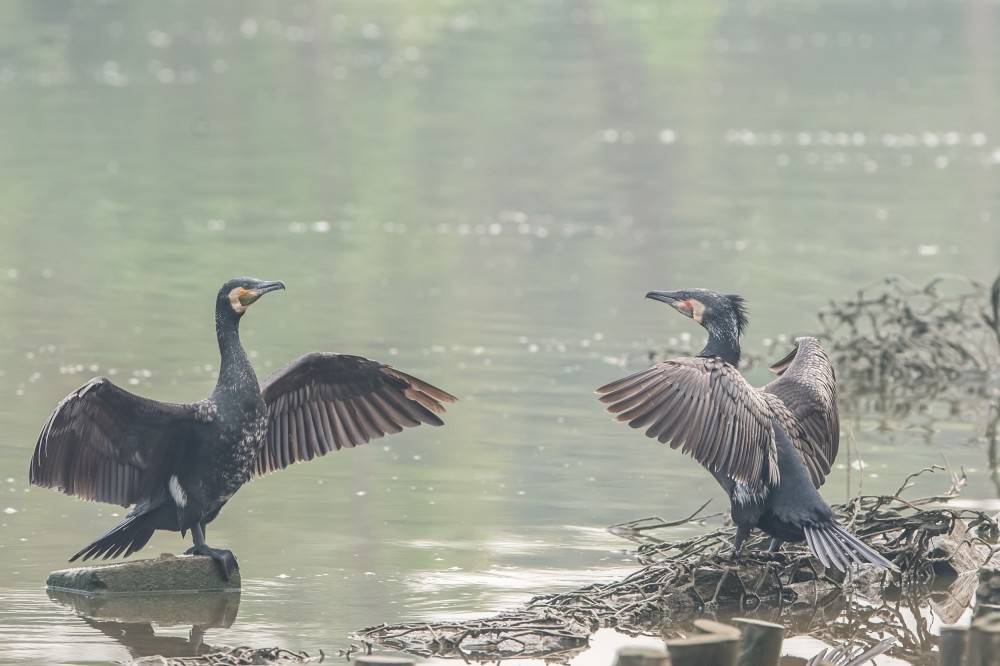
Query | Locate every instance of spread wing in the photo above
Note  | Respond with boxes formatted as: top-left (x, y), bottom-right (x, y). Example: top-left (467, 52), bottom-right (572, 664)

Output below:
top-left (596, 357), bottom-right (778, 494)
top-left (29, 378), bottom-right (202, 507)
top-left (255, 353), bottom-right (457, 476)
top-left (763, 336), bottom-right (839, 487)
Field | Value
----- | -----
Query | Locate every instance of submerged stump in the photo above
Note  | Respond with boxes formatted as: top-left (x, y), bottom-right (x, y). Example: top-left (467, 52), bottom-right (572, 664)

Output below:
top-left (46, 553), bottom-right (240, 595)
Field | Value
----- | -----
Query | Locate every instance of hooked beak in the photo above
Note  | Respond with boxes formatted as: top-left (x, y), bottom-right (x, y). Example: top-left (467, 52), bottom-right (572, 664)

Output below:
top-left (239, 280), bottom-right (286, 306)
top-left (255, 280), bottom-right (286, 296)
top-left (646, 290), bottom-right (681, 305)
top-left (646, 290), bottom-right (693, 317)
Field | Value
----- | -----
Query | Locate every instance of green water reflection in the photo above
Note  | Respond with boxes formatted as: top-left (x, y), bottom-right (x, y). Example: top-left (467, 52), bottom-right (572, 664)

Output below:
top-left (0, 1), bottom-right (999, 663)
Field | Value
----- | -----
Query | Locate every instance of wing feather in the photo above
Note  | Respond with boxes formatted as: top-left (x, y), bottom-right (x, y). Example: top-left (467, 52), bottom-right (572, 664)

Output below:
top-left (255, 353), bottom-right (456, 476)
top-left (326, 402), bottom-right (349, 450)
top-left (29, 378), bottom-right (200, 507)
top-left (313, 402), bottom-right (335, 454)
top-left (372, 391), bottom-right (418, 428)
top-left (597, 357), bottom-right (778, 494)
top-left (334, 399), bottom-right (363, 448)
top-left (764, 337), bottom-right (839, 488)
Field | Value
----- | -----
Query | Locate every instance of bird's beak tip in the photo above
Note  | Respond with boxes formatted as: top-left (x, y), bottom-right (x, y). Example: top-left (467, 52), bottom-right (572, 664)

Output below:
top-left (646, 290), bottom-right (676, 304)
top-left (256, 280), bottom-right (286, 296)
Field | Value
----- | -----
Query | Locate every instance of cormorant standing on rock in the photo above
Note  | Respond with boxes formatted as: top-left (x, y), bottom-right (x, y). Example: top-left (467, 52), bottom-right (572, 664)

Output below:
top-left (596, 289), bottom-right (896, 572)
top-left (30, 278), bottom-right (456, 579)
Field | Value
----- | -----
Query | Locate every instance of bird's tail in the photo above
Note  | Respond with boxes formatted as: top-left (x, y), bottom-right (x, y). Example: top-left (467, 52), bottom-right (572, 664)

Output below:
top-left (70, 511), bottom-right (156, 562)
top-left (804, 522), bottom-right (898, 573)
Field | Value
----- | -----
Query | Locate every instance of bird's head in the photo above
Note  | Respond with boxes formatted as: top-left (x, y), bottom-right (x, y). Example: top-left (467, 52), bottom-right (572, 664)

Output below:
top-left (645, 288), bottom-right (749, 337)
top-left (218, 277), bottom-right (286, 316)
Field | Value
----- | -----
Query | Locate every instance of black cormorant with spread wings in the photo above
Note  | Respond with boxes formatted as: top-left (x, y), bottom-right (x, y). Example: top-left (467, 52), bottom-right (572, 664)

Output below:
top-left (30, 278), bottom-right (456, 579)
top-left (596, 289), bottom-right (895, 573)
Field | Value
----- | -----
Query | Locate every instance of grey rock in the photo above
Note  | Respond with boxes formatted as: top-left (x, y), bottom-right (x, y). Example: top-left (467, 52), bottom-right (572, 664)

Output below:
top-left (46, 553), bottom-right (240, 595)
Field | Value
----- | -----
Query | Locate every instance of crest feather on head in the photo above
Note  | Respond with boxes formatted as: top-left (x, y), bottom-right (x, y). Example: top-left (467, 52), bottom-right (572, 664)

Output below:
top-left (725, 294), bottom-right (749, 334)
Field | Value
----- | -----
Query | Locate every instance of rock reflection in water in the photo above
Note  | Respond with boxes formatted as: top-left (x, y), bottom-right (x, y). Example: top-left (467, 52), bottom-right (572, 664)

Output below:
top-left (46, 588), bottom-right (240, 660)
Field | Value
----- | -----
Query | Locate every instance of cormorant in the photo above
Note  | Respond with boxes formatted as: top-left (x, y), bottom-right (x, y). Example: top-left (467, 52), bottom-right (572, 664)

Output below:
top-left (30, 278), bottom-right (456, 579)
top-left (596, 289), bottom-right (896, 572)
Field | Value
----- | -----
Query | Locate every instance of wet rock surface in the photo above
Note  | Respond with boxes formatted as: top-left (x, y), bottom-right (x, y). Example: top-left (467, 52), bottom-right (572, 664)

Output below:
top-left (47, 553), bottom-right (240, 595)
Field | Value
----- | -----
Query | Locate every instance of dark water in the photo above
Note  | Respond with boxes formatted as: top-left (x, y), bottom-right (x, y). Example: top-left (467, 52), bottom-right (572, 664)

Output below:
top-left (1, 1), bottom-right (999, 664)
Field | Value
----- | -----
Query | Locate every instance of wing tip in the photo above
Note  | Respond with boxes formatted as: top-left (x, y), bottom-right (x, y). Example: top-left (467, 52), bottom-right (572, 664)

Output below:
top-left (767, 344), bottom-right (799, 375)
top-left (437, 389), bottom-right (459, 404)
top-left (386, 368), bottom-right (458, 404)
top-left (424, 412), bottom-right (446, 427)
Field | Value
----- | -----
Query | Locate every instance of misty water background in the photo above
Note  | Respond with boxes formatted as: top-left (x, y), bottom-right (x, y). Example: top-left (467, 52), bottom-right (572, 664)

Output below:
top-left (1, 1), bottom-right (999, 663)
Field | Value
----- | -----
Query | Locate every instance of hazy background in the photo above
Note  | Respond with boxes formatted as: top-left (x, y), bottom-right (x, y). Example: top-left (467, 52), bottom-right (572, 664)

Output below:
top-left (1, 1), bottom-right (999, 663)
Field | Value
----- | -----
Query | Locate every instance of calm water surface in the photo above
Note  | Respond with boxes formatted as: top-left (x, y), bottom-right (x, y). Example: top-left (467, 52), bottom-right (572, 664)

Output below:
top-left (1, 1), bottom-right (1000, 664)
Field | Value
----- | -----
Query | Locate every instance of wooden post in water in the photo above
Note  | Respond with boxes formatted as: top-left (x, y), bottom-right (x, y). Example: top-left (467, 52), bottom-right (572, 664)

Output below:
top-left (692, 619), bottom-right (742, 638)
top-left (975, 603), bottom-right (1000, 618)
top-left (611, 646), bottom-right (669, 666)
top-left (666, 620), bottom-right (740, 666)
top-left (975, 567), bottom-right (1000, 617)
top-left (731, 617), bottom-right (783, 666)
top-left (938, 624), bottom-right (968, 666)
top-left (967, 612), bottom-right (1000, 666)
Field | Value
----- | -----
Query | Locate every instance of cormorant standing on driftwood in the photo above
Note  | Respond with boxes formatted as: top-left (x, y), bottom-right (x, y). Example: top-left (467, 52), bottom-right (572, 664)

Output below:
top-left (30, 278), bottom-right (456, 579)
top-left (596, 289), bottom-right (896, 572)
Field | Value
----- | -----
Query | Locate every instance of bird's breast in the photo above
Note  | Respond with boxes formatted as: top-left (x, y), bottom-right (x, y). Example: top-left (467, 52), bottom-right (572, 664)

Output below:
top-left (202, 401), bottom-right (268, 499)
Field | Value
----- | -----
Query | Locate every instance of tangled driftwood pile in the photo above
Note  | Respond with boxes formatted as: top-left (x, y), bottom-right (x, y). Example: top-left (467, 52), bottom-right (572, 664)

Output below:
top-left (355, 469), bottom-right (998, 664)
top-left (819, 274), bottom-right (1000, 412)
top-left (128, 646), bottom-right (324, 665)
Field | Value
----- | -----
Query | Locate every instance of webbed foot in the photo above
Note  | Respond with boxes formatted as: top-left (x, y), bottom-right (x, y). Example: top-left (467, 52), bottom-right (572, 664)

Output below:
top-left (185, 544), bottom-right (239, 581)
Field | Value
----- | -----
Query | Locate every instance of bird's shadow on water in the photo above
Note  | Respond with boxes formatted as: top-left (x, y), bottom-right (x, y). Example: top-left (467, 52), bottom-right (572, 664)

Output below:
top-left (46, 587), bottom-right (240, 660)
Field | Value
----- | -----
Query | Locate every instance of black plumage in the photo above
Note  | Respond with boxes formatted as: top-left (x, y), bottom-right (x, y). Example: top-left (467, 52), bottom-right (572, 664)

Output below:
top-left (597, 288), bottom-right (895, 573)
top-left (30, 278), bottom-right (456, 578)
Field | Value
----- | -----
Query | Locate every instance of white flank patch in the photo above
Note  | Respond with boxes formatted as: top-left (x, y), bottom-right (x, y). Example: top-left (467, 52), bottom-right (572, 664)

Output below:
top-left (169, 475), bottom-right (187, 507)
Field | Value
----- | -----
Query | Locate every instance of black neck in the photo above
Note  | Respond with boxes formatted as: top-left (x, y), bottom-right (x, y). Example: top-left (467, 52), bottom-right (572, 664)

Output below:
top-left (214, 305), bottom-right (253, 390)
top-left (697, 320), bottom-right (742, 366)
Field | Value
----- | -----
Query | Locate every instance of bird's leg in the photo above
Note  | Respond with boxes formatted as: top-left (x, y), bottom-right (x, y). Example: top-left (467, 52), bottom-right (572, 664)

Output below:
top-left (190, 625), bottom-right (206, 654)
top-left (768, 538), bottom-right (783, 552)
top-left (184, 523), bottom-right (238, 581)
top-left (732, 523), bottom-right (752, 561)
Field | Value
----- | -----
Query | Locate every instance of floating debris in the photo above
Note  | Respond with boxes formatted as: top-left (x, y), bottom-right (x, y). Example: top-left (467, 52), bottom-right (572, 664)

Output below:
top-left (355, 468), bottom-right (996, 664)
top-left (127, 646), bottom-right (323, 665)
top-left (820, 272), bottom-right (999, 381)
